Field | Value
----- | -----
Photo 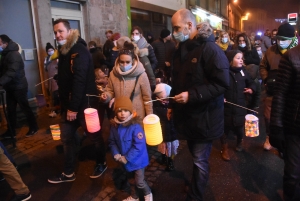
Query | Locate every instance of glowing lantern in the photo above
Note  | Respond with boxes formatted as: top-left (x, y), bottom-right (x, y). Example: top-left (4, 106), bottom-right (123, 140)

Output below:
top-left (84, 108), bottom-right (100, 133)
top-left (245, 114), bottom-right (259, 137)
top-left (143, 114), bottom-right (163, 146)
top-left (50, 124), bottom-right (61, 140)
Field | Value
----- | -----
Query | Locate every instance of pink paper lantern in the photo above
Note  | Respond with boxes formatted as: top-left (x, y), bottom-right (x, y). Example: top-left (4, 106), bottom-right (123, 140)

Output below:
top-left (84, 108), bottom-right (100, 133)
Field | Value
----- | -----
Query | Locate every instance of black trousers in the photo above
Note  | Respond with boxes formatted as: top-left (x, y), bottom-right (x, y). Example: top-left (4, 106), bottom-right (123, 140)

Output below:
top-left (283, 135), bottom-right (300, 201)
top-left (6, 88), bottom-right (38, 134)
top-left (60, 105), bottom-right (106, 175)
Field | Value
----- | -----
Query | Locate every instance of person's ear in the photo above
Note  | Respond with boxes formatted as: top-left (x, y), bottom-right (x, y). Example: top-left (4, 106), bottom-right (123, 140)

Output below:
top-left (187, 21), bottom-right (192, 30)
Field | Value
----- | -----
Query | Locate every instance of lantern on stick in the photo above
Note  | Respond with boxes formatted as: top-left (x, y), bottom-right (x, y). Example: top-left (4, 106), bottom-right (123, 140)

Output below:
top-left (245, 114), bottom-right (259, 137)
top-left (84, 108), bottom-right (100, 133)
top-left (50, 124), bottom-right (61, 140)
top-left (143, 114), bottom-right (163, 146)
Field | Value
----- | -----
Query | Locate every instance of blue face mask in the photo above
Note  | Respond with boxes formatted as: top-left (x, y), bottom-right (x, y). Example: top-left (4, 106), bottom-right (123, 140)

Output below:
top-left (173, 28), bottom-right (190, 42)
top-left (120, 63), bottom-right (132, 72)
top-left (0, 46), bottom-right (3, 52)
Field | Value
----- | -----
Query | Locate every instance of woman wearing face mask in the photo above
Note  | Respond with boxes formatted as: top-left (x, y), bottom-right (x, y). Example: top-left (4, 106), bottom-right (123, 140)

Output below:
top-left (100, 41), bottom-right (153, 120)
top-left (131, 26), bottom-right (158, 71)
top-left (233, 33), bottom-right (260, 66)
top-left (44, 42), bottom-right (59, 117)
top-left (216, 31), bottom-right (234, 53)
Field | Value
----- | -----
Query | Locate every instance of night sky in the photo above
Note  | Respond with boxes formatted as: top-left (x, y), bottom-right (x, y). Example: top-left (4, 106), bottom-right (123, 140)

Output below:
top-left (239, 0), bottom-right (299, 19)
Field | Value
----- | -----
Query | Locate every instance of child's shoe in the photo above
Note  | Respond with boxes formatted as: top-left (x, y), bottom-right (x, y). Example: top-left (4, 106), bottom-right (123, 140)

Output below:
top-left (123, 196), bottom-right (139, 201)
top-left (49, 111), bottom-right (57, 118)
top-left (144, 193), bottom-right (153, 201)
top-left (165, 157), bottom-right (175, 171)
top-left (236, 140), bottom-right (243, 152)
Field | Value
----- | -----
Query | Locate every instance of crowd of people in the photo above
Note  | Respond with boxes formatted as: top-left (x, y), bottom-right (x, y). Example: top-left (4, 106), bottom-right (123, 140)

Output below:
top-left (0, 7), bottom-right (300, 201)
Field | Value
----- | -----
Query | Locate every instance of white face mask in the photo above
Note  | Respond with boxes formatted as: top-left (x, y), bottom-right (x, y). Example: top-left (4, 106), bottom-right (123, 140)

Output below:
top-left (48, 50), bottom-right (54, 56)
top-left (120, 63), bottom-right (133, 72)
top-left (132, 35), bottom-right (140, 42)
top-left (257, 50), bottom-right (262, 55)
top-left (239, 43), bottom-right (246, 48)
top-left (173, 28), bottom-right (190, 42)
top-left (278, 40), bottom-right (291, 49)
top-left (57, 39), bottom-right (67, 46)
top-left (221, 38), bottom-right (228, 43)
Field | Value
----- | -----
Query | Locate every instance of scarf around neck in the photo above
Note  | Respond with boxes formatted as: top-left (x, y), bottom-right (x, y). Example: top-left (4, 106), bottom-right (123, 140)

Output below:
top-left (279, 36), bottom-right (298, 54)
top-left (219, 42), bottom-right (229, 51)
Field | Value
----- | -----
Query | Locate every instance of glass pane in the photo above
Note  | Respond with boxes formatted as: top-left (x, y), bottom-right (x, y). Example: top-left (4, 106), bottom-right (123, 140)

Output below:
top-left (50, 1), bottom-right (80, 11)
top-left (68, 20), bottom-right (81, 35)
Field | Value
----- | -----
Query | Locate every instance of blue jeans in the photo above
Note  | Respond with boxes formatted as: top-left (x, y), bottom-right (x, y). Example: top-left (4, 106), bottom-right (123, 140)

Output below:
top-left (284, 135), bottom-right (300, 201)
top-left (187, 140), bottom-right (212, 201)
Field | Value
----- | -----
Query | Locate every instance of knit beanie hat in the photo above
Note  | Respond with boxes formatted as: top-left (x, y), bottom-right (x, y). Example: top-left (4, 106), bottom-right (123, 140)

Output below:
top-left (46, 42), bottom-right (54, 51)
top-left (160, 29), bottom-right (171, 39)
top-left (277, 23), bottom-right (295, 39)
top-left (112, 36), bottom-right (131, 51)
top-left (153, 83), bottom-right (171, 99)
top-left (114, 96), bottom-right (133, 114)
top-left (226, 50), bottom-right (242, 63)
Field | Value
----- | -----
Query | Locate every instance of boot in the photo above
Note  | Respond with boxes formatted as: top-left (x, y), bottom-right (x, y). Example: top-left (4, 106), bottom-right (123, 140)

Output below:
top-left (236, 139), bottom-right (243, 152)
top-left (221, 143), bottom-right (230, 161)
top-left (161, 154), bottom-right (167, 165)
top-left (165, 157), bottom-right (175, 171)
top-left (263, 136), bottom-right (272, 151)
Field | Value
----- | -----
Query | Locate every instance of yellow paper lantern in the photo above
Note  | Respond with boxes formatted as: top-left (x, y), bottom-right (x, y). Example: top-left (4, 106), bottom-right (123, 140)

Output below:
top-left (50, 124), bottom-right (61, 140)
top-left (143, 114), bottom-right (163, 146)
top-left (84, 108), bottom-right (101, 133)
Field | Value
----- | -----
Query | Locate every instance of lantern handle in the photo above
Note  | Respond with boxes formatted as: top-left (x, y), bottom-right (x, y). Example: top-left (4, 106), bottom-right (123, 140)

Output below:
top-left (144, 97), bottom-right (175, 104)
top-left (225, 100), bottom-right (258, 114)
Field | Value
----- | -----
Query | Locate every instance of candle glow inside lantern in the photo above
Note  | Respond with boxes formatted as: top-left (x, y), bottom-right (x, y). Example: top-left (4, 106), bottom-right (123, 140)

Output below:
top-left (245, 114), bottom-right (259, 137)
top-left (143, 114), bottom-right (163, 146)
top-left (84, 108), bottom-right (100, 133)
top-left (50, 124), bottom-right (61, 140)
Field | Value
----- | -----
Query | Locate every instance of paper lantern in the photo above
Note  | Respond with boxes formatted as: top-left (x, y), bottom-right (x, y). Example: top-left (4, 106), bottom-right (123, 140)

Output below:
top-left (245, 114), bottom-right (259, 137)
top-left (143, 114), bottom-right (163, 146)
top-left (50, 124), bottom-right (61, 140)
top-left (84, 108), bottom-right (100, 133)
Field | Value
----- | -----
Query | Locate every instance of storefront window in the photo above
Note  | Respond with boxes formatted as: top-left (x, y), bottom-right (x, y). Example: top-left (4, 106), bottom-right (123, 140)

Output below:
top-left (50, 0), bottom-right (81, 11)
top-left (131, 9), bottom-right (150, 21)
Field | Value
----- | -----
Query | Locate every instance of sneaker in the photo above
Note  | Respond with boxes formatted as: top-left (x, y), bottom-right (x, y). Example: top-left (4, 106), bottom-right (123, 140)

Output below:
top-left (144, 193), bottom-right (153, 201)
top-left (263, 136), bottom-right (272, 151)
top-left (49, 111), bottom-right (57, 118)
top-left (25, 129), bottom-right (38, 138)
top-left (11, 192), bottom-right (31, 201)
top-left (123, 196), bottom-right (139, 201)
top-left (48, 172), bottom-right (76, 184)
top-left (90, 163), bottom-right (107, 178)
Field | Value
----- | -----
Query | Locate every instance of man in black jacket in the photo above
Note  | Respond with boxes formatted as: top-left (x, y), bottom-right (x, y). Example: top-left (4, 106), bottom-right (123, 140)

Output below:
top-left (168, 9), bottom-right (229, 201)
top-left (270, 44), bottom-right (300, 201)
top-left (0, 34), bottom-right (38, 138)
top-left (48, 19), bottom-right (106, 184)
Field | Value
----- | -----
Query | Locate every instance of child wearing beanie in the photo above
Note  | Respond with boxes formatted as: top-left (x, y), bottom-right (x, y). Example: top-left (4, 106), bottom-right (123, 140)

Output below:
top-left (108, 96), bottom-right (153, 201)
top-left (220, 50), bottom-right (256, 161)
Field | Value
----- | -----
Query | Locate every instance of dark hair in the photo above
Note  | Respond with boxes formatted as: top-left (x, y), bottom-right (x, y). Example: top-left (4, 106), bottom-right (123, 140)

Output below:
top-left (272, 29), bottom-right (278, 33)
top-left (53, 18), bottom-right (71, 30)
top-left (105, 30), bottom-right (113, 34)
top-left (234, 33), bottom-right (252, 51)
top-left (131, 26), bottom-right (143, 36)
top-left (0, 34), bottom-right (11, 44)
top-left (88, 41), bottom-right (97, 47)
top-left (119, 41), bottom-right (137, 60)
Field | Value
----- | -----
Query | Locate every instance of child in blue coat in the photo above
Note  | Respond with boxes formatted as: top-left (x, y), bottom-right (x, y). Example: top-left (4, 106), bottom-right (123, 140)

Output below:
top-left (109, 96), bottom-right (152, 201)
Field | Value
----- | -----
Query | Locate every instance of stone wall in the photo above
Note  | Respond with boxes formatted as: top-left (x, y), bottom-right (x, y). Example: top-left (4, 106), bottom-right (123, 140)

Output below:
top-left (87, 0), bottom-right (128, 46)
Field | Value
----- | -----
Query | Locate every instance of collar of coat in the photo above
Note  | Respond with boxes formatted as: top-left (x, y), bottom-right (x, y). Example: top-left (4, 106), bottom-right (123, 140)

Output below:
top-left (60, 29), bottom-right (80, 55)
top-left (110, 115), bottom-right (142, 128)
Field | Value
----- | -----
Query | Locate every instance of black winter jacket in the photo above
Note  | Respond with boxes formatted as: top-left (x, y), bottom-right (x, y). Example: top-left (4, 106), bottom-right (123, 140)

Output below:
top-left (169, 33), bottom-right (230, 141)
top-left (238, 46), bottom-right (260, 65)
top-left (152, 39), bottom-right (176, 72)
top-left (224, 67), bottom-right (256, 127)
top-left (270, 44), bottom-right (300, 134)
top-left (57, 30), bottom-right (98, 112)
top-left (0, 41), bottom-right (28, 91)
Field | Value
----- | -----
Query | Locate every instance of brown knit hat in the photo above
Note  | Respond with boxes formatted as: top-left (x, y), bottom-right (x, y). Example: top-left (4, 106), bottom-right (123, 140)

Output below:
top-left (114, 96), bottom-right (133, 114)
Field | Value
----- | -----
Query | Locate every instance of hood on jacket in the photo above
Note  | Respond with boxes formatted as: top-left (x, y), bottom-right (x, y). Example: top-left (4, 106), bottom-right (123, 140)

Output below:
top-left (113, 57), bottom-right (145, 78)
top-left (60, 29), bottom-right (86, 55)
top-left (1, 40), bottom-right (19, 56)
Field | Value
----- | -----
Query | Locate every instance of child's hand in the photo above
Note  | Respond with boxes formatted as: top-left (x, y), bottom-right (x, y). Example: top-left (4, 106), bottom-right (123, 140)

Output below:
top-left (244, 88), bottom-right (253, 94)
top-left (114, 154), bottom-right (121, 161)
top-left (118, 156), bottom-right (127, 164)
top-left (100, 93), bottom-right (107, 101)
